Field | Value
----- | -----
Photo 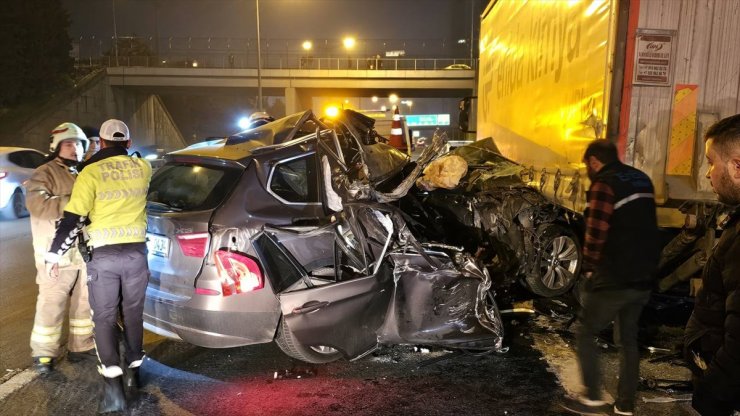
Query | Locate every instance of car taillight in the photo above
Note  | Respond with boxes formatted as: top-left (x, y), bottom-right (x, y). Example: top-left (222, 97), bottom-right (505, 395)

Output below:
top-left (176, 232), bottom-right (209, 257)
top-left (195, 287), bottom-right (221, 296)
top-left (214, 249), bottom-right (264, 296)
top-left (0, 171), bottom-right (7, 179)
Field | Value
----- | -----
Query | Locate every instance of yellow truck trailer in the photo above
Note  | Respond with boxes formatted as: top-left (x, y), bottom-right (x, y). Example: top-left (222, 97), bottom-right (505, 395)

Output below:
top-left (468, 0), bottom-right (740, 292)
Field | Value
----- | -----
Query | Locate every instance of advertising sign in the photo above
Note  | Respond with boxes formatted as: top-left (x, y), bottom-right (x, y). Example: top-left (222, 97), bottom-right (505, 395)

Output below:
top-left (633, 31), bottom-right (675, 86)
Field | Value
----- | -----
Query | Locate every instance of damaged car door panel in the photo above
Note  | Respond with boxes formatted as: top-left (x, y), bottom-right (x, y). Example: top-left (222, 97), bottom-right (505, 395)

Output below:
top-left (143, 109), bottom-right (578, 363)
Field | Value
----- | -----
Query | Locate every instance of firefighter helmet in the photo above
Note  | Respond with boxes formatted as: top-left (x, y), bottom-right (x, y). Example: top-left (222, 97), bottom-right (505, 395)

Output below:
top-left (49, 122), bottom-right (89, 153)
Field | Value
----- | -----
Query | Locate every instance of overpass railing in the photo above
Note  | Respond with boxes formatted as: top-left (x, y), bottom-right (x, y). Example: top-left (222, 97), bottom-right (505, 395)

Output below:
top-left (77, 54), bottom-right (476, 71)
top-left (73, 36), bottom-right (477, 71)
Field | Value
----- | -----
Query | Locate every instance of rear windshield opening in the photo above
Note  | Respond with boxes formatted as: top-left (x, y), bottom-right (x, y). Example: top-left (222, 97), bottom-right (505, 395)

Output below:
top-left (147, 163), bottom-right (241, 211)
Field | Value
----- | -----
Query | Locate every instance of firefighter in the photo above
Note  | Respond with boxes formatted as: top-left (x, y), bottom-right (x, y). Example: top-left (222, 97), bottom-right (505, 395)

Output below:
top-left (45, 119), bottom-right (152, 414)
top-left (25, 122), bottom-right (94, 374)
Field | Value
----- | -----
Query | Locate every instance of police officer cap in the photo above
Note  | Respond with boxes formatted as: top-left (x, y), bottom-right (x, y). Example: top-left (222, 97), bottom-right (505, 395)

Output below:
top-left (100, 119), bottom-right (130, 142)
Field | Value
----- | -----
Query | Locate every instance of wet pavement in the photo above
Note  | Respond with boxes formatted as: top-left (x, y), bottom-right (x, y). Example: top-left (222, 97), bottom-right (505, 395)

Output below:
top-left (0, 296), bottom-right (697, 416)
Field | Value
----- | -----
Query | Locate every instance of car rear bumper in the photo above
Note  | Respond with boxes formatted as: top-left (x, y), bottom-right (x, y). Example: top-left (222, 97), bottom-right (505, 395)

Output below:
top-left (143, 285), bottom-right (281, 348)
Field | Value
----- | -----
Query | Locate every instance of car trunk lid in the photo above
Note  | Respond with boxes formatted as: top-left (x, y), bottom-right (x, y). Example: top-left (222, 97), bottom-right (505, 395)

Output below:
top-left (146, 159), bottom-right (244, 298)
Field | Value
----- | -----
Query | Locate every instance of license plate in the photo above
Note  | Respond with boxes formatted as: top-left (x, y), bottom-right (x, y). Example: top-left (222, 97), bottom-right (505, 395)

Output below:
top-left (147, 233), bottom-right (170, 258)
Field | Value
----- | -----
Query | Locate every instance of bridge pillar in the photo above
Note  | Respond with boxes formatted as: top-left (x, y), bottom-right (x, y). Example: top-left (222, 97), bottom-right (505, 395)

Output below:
top-left (285, 87), bottom-right (298, 114)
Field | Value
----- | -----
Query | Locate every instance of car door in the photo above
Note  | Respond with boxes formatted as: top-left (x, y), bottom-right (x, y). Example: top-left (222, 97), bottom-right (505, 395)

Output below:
top-left (253, 204), bottom-right (395, 359)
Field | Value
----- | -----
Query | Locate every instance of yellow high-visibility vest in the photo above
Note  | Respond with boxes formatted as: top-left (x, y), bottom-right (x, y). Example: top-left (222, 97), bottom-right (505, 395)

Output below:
top-left (65, 155), bottom-right (152, 248)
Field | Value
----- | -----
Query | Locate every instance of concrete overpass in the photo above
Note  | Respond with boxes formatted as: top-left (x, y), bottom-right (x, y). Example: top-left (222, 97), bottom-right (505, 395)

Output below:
top-left (6, 64), bottom-right (475, 153)
top-left (107, 66), bottom-right (476, 113)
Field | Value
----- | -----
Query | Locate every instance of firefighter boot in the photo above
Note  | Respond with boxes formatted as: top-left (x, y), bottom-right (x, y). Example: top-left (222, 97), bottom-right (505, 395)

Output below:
top-left (124, 366), bottom-right (140, 390)
top-left (123, 362), bottom-right (142, 401)
top-left (33, 357), bottom-right (54, 375)
top-left (97, 376), bottom-right (126, 414)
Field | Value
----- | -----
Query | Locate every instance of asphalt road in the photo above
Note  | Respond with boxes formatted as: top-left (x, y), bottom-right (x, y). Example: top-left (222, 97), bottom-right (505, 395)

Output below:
top-left (0, 217), bottom-right (36, 373)
top-left (0, 218), bottom-right (698, 415)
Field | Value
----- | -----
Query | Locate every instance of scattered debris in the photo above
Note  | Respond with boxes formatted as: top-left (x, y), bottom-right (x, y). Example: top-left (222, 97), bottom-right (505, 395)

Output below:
top-left (641, 394), bottom-right (692, 403)
top-left (640, 377), bottom-right (693, 392)
top-left (645, 346), bottom-right (672, 354)
top-left (272, 368), bottom-right (318, 380)
top-left (499, 308), bottom-right (536, 314)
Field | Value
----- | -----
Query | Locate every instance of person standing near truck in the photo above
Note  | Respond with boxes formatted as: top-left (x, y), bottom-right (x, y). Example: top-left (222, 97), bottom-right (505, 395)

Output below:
top-left (562, 140), bottom-right (660, 416)
top-left (684, 114), bottom-right (740, 415)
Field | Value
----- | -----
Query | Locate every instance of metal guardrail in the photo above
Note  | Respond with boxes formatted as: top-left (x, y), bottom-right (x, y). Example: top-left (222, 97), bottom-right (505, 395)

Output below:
top-left (73, 36), bottom-right (477, 71)
top-left (77, 54), bottom-right (476, 71)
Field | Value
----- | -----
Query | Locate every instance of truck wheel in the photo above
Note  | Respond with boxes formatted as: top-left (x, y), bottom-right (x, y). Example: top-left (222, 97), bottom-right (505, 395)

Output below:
top-left (275, 316), bottom-right (342, 364)
top-left (525, 223), bottom-right (581, 297)
top-left (1, 189), bottom-right (28, 219)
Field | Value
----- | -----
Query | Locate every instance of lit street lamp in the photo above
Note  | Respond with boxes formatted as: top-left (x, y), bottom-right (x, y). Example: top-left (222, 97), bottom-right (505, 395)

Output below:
top-left (343, 36), bottom-right (355, 69)
top-left (301, 40), bottom-right (312, 69)
top-left (256, 0), bottom-right (263, 111)
top-left (112, 0), bottom-right (119, 66)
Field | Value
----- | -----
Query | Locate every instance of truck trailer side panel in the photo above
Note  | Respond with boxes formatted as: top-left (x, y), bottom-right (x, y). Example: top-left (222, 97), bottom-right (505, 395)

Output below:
top-left (627, 0), bottom-right (740, 204)
top-left (478, 0), bottom-right (618, 211)
top-left (478, 0), bottom-right (740, 222)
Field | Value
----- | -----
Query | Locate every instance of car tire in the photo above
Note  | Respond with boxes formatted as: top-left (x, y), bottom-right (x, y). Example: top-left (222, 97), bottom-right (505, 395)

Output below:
top-left (275, 316), bottom-right (342, 364)
top-left (524, 223), bottom-right (581, 297)
top-left (1, 189), bottom-right (28, 219)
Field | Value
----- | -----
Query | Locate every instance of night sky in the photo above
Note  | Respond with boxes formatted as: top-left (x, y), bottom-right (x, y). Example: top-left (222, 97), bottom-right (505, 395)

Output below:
top-left (62, 0), bottom-right (484, 57)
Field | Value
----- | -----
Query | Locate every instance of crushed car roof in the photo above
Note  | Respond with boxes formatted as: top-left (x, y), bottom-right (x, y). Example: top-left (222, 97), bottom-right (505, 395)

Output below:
top-left (169, 110), bottom-right (319, 161)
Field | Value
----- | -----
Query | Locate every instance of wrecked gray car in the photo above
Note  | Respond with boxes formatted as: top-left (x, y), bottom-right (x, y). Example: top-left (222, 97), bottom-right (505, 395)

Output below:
top-left (144, 109), bottom-right (505, 363)
top-left (320, 110), bottom-right (583, 299)
top-left (396, 138), bottom-right (583, 299)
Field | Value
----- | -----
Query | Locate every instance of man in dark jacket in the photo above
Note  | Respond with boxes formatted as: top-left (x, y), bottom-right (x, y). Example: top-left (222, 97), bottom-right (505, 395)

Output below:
top-left (684, 114), bottom-right (740, 415)
top-left (562, 140), bottom-right (660, 416)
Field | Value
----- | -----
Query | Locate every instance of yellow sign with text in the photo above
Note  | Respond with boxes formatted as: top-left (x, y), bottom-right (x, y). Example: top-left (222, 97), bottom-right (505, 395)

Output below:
top-left (478, 0), bottom-right (616, 168)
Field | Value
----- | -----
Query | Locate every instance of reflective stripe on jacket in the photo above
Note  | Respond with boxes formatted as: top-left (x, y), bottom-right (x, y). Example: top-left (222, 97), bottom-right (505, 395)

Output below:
top-left (65, 152), bottom-right (152, 248)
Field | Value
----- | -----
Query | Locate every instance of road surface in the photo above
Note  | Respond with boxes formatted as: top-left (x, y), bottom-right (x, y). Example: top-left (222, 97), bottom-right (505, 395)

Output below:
top-left (0, 217), bottom-right (698, 415)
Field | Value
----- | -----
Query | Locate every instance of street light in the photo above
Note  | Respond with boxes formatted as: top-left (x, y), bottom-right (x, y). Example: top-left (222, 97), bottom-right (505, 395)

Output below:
top-left (343, 37), bottom-right (356, 50)
top-left (112, 0), bottom-right (119, 66)
top-left (343, 36), bottom-right (355, 69)
top-left (388, 93), bottom-right (399, 104)
top-left (301, 40), bottom-right (312, 69)
top-left (256, 0), bottom-right (263, 111)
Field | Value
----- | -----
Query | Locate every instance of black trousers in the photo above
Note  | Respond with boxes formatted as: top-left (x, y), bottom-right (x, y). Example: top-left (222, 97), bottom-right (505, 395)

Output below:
top-left (575, 287), bottom-right (651, 410)
top-left (86, 242), bottom-right (149, 371)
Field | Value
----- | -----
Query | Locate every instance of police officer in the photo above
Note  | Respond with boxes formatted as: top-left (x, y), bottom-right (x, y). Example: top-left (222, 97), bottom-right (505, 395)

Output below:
top-left (45, 119), bottom-right (152, 414)
top-left (26, 123), bottom-right (94, 374)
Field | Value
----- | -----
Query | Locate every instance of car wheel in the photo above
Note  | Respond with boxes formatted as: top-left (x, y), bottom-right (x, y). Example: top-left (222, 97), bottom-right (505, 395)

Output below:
top-left (1, 189), bottom-right (28, 219)
top-left (275, 316), bottom-right (342, 364)
top-left (524, 223), bottom-right (581, 297)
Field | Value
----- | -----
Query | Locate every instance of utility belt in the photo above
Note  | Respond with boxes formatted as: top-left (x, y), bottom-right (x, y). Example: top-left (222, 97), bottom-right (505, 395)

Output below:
top-left (78, 227), bottom-right (93, 263)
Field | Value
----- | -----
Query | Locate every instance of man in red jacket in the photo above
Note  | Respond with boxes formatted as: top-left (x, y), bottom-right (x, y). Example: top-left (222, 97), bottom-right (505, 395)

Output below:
top-left (562, 140), bottom-right (660, 416)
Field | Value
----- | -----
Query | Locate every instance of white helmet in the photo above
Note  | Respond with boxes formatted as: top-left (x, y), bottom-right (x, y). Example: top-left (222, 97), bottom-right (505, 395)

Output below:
top-left (249, 111), bottom-right (273, 123)
top-left (49, 122), bottom-right (89, 153)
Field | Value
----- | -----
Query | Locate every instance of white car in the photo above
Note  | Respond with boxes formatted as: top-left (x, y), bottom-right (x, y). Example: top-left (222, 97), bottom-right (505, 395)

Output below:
top-left (0, 147), bottom-right (46, 219)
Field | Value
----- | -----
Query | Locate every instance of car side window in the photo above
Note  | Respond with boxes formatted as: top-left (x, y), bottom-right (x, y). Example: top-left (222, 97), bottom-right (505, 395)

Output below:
top-left (269, 153), bottom-right (319, 204)
top-left (26, 151), bottom-right (46, 168)
top-left (8, 151), bottom-right (43, 168)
